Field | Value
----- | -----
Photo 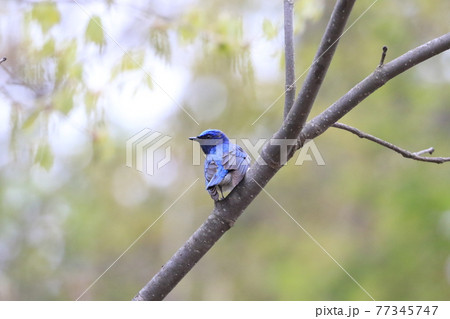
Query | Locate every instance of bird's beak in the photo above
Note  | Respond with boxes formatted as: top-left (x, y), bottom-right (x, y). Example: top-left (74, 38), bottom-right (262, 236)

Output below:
top-left (189, 136), bottom-right (198, 141)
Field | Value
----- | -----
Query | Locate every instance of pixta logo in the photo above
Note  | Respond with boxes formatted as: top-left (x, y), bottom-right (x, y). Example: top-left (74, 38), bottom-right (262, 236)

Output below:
top-left (126, 129), bottom-right (172, 175)
top-left (191, 138), bottom-right (325, 166)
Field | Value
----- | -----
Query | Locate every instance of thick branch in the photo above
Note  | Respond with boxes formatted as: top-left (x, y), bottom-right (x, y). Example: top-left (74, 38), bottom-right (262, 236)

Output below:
top-left (133, 163), bottom-right (277, 301)
top-left (301, 32), bottom-right (450, 142)
top-left (284, 0), bottom-right (356, 135)
top-left (133, 214), bottom-right (233, 300)
top-left (332, 123), bottom-right (450, 164)
top-left (283, 0), bottom-right (296, 119)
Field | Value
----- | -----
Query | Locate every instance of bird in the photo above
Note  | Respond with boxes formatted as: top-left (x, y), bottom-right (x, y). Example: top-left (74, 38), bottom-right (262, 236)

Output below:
top-left (189, 129), bottom-right (250, 201)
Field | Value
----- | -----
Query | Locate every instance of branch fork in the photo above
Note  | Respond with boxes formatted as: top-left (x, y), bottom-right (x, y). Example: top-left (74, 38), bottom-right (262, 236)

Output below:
top-left (133, 1), bottom-right (450, 300)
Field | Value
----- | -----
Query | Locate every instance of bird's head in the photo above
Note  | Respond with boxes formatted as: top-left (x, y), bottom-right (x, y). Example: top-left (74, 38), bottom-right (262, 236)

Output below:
top-left (189, 129), bottom-right (229, 154)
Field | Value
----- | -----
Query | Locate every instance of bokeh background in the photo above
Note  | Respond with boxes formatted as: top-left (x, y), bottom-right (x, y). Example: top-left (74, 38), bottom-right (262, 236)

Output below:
top-left (0, 0), bottom-right (449, 300)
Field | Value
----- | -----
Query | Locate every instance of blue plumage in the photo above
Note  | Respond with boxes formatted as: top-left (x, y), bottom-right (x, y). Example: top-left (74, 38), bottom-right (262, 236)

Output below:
top-left (189, 129), bottom-right (250, 201)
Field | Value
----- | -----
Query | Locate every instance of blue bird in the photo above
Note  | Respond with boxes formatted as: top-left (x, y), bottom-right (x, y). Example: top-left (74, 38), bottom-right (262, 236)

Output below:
top-left (189, 129), bottom-right (250, 201)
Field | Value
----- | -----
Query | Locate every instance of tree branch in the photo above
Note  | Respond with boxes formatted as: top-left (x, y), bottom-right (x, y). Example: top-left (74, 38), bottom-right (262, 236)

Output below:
top-left (133, 13), bottom-right (450, 302)
top-left (379, 46), bottom-right (388, 66)
top-left (284, 0), bottom-right (356, 134)
top-left (133, 214), bottom-right (233, 300)
top-left (332, 123), bottom-right (450, 164)
top-left (283, 0), bottom-right (296, 119)
top-left (300, 32), bottom-right (450, 142)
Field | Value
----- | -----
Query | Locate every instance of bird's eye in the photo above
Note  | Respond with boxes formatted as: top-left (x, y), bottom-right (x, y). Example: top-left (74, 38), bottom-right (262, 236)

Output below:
top-left (205, 134), bottom-right (211, 139)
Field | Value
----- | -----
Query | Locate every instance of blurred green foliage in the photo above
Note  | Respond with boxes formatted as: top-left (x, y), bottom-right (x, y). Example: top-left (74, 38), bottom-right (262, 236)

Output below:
top-left (85, 16), bottom-right (106, 49)
top-left (0, 0), bottom-right (449, 301)
top-left (30, 2), bottom-right (61, 33)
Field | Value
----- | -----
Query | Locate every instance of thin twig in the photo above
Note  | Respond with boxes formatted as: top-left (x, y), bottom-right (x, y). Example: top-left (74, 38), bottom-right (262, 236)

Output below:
top-left (0, 57), bottom-right (7, 64)
top-left (332, 122), bottom-right (450, 164)
top-left (414, 147), bottom-right (434, 156)
top-left (283, 0), bottom-right (296, 119)
top-left (379, 46), bottom-right (388, 66)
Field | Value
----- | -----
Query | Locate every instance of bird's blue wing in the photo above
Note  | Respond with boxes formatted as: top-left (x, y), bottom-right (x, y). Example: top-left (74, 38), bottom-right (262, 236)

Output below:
top-left (223, 144), bottom-right (250, 176)
top-left (204, 155), bottom-right (228, 188)
top-left (206, 164), bottom-right (228, 188)
top-left (204, 144), bottom-right (249, 191)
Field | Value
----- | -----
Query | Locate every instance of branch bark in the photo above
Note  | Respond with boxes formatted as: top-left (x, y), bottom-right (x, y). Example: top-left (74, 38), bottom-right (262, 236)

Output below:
top-left (284, 0), bottom-right (356, 135)
top-left (133, 7), bottom-right (450, 301)
top-left (283, 0), bottom-right (296, 119)
top-left (134, 2), bottom-right (357, 300)
top-left (332, 122), bottom-right (450, 164)
top-left (300, 32), bottom-right (450, 142)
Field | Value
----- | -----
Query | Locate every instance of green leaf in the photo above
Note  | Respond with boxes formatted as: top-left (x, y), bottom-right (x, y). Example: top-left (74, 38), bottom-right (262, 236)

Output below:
top-left (178, 9), bottom-right (204, 44)
top-left (31, 3), bottom-right (61, 33)
top-left (56, 40), bottom-right (78, 81)
top-left (217, 42), bottom-right (231, 55)
top-left (145, 75), bottom-right (153, 89)
top-left (53, 90), bottom-right (74, 115)
top-left (178, 25), bottom-right (196, 44)
top-left (216, 16), bottom-right (242, 39)
top-left (149, 28), bottom-right (171, 61)
top-left (84, 90), bottom-right (100, 113)
top-left (69, 63), bottom-right (83, 81)
top-left (22, 110), bottom-right (40, 130)
top-left (112, 51), bottom-right (145, 78)
top-left (35, 144), bottom-right (54, 170)
top-left (85, 16), bottom-right (105, 47)
top-left (65, 39), bottom-right (78, 61)
top-left (262, 19), bottom-right (278, 40)
top-left (40, 39), bottom-right (55, 58)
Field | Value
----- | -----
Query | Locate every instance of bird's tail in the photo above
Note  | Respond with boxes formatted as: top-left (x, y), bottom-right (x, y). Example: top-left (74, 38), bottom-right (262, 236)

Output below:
top-left (207, 186), bottom-right (220, 201)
